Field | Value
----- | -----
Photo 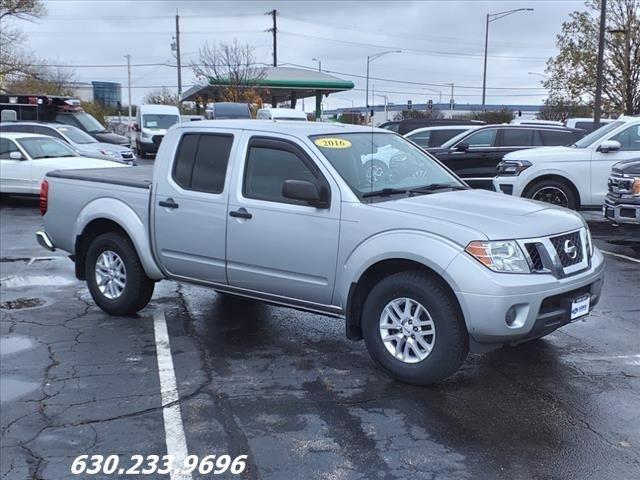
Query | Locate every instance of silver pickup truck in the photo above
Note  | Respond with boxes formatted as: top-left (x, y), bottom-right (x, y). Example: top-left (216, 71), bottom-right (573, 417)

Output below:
top-left (37, 120), bottom-right (605, 385)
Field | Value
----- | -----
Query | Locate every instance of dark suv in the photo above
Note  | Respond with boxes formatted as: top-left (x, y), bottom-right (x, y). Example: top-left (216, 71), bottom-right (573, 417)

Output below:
top-left (426, 125), bottom-right (584, 189)
top-left (603, 157), bottom-right (640, 228)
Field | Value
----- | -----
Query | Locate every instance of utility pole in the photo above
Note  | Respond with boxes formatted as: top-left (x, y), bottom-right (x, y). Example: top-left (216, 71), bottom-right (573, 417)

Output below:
top-left (448, 83), bottom-right (455, 111)
top-left (175, 12), bottom-right (182, 100)
top-left (594, 0), bottom-right (607, 129)
top-left (267, 9), bottom-right (278, 67)
top-left (124, 54), bottom-right (132, 130)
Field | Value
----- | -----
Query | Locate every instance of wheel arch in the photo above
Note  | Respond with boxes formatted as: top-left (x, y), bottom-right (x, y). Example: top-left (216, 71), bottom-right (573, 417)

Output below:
top-left (345, 258), bottom-right (464, 341)
top-left (523, 174), bottom-right (581, 209)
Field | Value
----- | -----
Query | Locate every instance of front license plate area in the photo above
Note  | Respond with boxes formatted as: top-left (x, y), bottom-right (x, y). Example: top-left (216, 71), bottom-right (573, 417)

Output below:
top-left (570, 294), bottom-right (590, 320)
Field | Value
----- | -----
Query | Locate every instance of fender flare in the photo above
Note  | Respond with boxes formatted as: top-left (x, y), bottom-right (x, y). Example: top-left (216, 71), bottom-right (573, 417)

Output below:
top-left (74, 197), bottom-right (164, 280)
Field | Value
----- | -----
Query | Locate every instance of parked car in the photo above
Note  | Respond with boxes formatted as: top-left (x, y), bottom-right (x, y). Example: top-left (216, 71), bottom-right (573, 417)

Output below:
top-left (0, 132), bottom-right (127, 195)
top-left (603, 157), bottom-right (639, 227)
top-left (256, 108), bottom-right (308, 121)
top-left (565, 117), bottom-right (614, 133)
top-left (0, 122), bottom-right (136, 164)
top-left (428, 124), bottom-right (584, 189)
top-left (37, 120), bottom-right (603, 385)
top-left (0, 94), bottom-right (130, 147)
top-left (379, 118), bottom-right (483, 135)
top-left (205, 102), bottom-right (252, 120)
top-left (494, 116), bottom-right (640, 209)
top-left (405, 125), bottom-right (481, 149)
top-left (132, 104), bottom-right (181, 158)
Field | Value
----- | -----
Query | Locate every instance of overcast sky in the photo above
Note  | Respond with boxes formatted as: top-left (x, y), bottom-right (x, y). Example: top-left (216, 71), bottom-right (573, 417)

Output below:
top-left (17, 0), bottom-right (586, 111)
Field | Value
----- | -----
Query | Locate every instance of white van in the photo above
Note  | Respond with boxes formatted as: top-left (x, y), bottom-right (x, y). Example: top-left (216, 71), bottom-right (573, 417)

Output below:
top-left (133, 104), bottom-right (181, 157)
top-left (256, 108), bottom-right (308, 121)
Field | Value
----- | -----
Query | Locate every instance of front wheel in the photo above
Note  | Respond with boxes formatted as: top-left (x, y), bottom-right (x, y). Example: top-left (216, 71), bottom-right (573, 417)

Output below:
top-left (524, 179), bottom-right (577, 210)
top-left (85, 232), bottom-right (154, 316)
top-left (362, 271), bottom-right (468, 385)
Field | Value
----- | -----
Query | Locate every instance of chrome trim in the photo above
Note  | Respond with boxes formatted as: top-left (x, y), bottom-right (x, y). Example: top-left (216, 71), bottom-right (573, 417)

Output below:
top-left (603, 202), bottom-right (640, 224)
top-left (36, 230), bottom-right (55, 252)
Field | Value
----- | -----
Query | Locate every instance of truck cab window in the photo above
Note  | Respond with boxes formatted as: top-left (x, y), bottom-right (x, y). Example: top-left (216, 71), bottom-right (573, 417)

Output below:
top-left (172, 133), bottom-right (233, 193)
top-left (244, 145), bottom-right (318, 204)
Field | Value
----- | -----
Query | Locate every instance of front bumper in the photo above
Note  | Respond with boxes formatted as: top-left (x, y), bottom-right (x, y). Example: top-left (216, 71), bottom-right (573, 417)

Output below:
top-left (493, 175), bottom-right (526, 197)
top-left (449, 247), bottom-right (605, 347)
top-left (603, 198), bottom-right (640, 225)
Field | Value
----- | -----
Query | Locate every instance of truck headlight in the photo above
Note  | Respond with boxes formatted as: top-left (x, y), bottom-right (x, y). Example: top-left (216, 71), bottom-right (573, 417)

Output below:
top-left (465, 240), bottom-right (531, 273)
top-left (497, 160), bottom-right (532, 176)
top-left (632, 177), bottom-right (640, 197)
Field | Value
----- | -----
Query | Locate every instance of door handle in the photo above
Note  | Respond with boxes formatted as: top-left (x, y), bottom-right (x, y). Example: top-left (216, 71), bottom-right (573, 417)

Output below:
top-left (229, 208), bottom-right (252, 219)
top-left (159, 198), bottom-right (179, 209)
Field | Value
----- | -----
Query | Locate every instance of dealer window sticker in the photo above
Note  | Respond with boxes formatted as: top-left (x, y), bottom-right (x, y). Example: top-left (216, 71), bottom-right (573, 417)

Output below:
top-left (314, 138), bottom-right (352, 149)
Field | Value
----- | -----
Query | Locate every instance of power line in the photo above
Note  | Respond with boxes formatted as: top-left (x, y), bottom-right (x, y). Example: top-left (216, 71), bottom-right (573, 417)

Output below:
top-left (279, 31), bottom-right (549, 62)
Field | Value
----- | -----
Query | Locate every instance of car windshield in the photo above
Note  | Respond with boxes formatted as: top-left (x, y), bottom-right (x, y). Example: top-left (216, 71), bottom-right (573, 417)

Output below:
top-left (572, 120), bottom-right (625, 148)
top-left (17, 137), bottom-right (77, 159)
top-left (310, 132), bottom-right (465, 200)
top-left (143, 114), bottom-right (180, 129)
top-left (74, 112), bottom-right (108, 133)
top-left (56, 125), bottom-right (97, 144)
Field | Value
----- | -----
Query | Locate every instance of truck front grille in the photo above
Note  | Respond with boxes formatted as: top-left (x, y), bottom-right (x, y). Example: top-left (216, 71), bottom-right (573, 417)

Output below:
top-left (525, 243), bottom-right (544, 271)
top-left (608, 173), bottom-right (634, 195)
top-left (550, 231), bottom-right (583, 267)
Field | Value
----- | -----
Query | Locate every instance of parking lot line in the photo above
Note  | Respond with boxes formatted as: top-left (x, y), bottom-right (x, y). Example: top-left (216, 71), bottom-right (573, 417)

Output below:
top-left (600, 250), bottom-right (640, 264)
top-left (153, 311), bottom-right (193, 480)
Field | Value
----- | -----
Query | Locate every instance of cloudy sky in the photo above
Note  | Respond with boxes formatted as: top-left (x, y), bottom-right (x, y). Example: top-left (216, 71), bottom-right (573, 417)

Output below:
top-left (16, 0), bottom-right (586, 111)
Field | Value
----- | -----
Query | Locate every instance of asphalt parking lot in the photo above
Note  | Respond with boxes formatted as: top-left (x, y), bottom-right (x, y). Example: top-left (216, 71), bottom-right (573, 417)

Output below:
top-left (1, 195), bottom-right (639, 480)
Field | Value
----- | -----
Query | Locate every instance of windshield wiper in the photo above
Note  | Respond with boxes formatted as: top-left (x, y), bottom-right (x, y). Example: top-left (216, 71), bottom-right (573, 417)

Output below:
top-left (408, 183), bottom-right (467, 195)
top-left (362, 188), bottom-right (410, 198)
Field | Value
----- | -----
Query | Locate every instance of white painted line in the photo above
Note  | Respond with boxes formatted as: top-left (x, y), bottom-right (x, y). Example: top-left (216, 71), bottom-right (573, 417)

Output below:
top-left (153, 311), bottom-right (193, 480)
top-left (600, 250), bottom-right (640, 264)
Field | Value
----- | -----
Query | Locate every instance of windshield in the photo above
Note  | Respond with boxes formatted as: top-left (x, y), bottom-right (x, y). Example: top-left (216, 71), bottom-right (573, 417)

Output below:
top-left (18, 137), bottom-right (77, 159)
top-left (310, 132), bottom-right (465, 200)
top-left (143, 114), bottom-right (180, 129)
top-left (573, 120), bottom-right (625, 148)
top-left (56, 125), bottom-right (97, 144)
top-left (74, 112), bottom-right (107, 133)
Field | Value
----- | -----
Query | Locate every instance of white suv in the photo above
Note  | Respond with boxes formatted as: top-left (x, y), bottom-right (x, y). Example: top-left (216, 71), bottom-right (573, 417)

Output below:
top-left (494, 116), bottom-right (640, 209)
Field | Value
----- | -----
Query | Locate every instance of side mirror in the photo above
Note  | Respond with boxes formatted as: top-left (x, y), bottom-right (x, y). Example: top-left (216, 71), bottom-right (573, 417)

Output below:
top-left (282, 179), bottom-right (329, 208)
top-left (454, 142), bottom-right (470, 152)
top-left (9, 151), bottom-right (23, 160)
top-left (597, 140), bottom-right (621, 153)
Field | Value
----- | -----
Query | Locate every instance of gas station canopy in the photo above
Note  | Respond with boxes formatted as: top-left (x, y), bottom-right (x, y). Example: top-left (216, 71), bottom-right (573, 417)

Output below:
top-left (180, 66), bottom-right (354, 117)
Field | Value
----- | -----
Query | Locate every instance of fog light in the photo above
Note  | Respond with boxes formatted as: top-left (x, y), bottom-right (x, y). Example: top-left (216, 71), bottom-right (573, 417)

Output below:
top-left (505, 306), bottom-right (518, 326)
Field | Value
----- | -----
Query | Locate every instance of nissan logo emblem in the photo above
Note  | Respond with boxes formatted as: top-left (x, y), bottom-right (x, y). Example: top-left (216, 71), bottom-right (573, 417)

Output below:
top-left (563, 239), bottom-right (578, 259)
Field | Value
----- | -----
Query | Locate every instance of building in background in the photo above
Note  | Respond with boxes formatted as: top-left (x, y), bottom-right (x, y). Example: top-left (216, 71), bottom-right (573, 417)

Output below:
top-left (66, 81), bottom-right (122, 108)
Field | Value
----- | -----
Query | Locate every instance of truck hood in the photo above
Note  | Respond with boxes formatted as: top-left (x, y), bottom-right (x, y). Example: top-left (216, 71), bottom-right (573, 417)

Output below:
top-left (92, 131), bottom-right (130, 146)
top-left (371, 189), bottom-right (584, 240)
top-left (612, 158), bottom-right (640, 175)
top-left (504, 145), bottom-right (587, 163)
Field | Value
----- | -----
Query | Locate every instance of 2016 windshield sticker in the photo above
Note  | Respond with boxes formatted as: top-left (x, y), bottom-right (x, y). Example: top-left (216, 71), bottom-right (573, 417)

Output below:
top-left (314, 138), bottom-right (352, 149)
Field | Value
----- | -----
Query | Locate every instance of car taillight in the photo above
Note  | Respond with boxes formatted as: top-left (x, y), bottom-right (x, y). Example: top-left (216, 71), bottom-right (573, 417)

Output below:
top-left (39, 180), bottom-right (49, 215)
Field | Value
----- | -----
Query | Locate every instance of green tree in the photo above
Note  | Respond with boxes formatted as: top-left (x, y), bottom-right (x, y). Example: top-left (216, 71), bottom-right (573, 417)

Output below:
top-left (544, 0), bottom-right (639, 115)
top-left (453, 107), bottom-right (514, 124)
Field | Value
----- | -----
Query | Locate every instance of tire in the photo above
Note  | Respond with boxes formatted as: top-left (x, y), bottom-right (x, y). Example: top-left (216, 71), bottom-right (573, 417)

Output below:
top-left (85, 232), bottom-right (154, 316)
top-left (524, 179), bottom-right (577, 210)
top-left (361, 271), bottom-right (468, 385)
top-left (363, 160), bottom-right (389, 186)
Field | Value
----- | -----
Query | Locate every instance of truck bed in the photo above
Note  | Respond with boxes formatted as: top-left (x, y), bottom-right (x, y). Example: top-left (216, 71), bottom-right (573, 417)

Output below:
top-left (47, 165), bottom-right (153, 189)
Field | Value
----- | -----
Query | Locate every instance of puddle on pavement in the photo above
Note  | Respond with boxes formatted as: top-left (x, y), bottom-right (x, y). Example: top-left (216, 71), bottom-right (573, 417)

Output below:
top-left (0, 297), bottom-right (46, 310)
top-left (0, 335), bottom-right (34, 356)
top-left (0, 377), bottom-right (40, 403)
top-left (0, 275), bottom-right (76, 289)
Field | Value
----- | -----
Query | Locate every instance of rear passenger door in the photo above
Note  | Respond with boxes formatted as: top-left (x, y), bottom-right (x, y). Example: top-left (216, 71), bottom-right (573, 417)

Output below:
top-left (153, 131), bottom-right (235, 284)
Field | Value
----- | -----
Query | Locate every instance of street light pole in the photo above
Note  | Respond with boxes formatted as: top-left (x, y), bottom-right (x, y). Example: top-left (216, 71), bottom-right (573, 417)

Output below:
top-left (312, 58), bottom-right (322, 72)
top-left (482, 8), bottom-right (534, 106)
top-left (365, 50), bottom-right (401, 121)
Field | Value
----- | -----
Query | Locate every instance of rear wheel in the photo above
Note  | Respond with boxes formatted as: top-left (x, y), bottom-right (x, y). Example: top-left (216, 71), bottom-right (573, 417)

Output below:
top-left (524, 179), bottom-right (577, 210)
top-left (85, 232), bottom-right (154, 316)
top-left (361, 271), bottom-right (468, 385)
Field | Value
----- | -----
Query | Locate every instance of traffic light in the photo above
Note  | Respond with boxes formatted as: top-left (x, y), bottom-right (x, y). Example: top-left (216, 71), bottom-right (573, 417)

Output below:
top-left (427, 99), bottom-right (433, 110)
top-left (407, 100), bottom-right (412, 110)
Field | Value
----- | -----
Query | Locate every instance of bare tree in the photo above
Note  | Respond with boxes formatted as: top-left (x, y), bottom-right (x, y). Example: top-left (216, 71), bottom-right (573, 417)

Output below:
top-left (191, 40), bottom-right (265, 103)
top-left (142, 87), bottom-right (180, 105)
top-left (2, 62), bottom-right (76, 95)
top-left (0, 0), bottom-right (46, 81)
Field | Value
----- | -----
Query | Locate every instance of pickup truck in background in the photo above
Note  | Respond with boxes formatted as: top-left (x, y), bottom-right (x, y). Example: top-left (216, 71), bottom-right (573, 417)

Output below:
top-left (37, 120), bottom-right (605, 385)
top-left (603, 157), bottom-right (640, 229)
